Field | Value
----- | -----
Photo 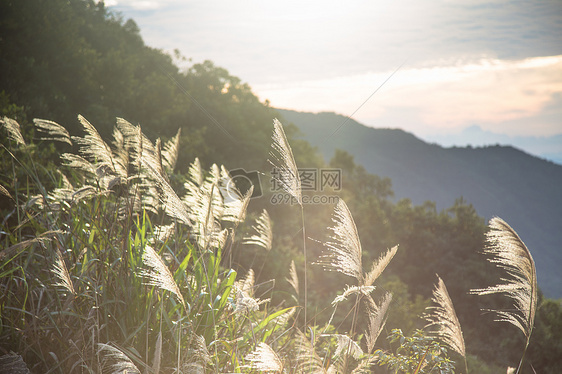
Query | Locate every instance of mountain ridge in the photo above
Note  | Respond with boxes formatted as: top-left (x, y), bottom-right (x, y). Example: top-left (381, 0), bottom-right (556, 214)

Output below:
top-left (277, 108), bottom-right (562, 298)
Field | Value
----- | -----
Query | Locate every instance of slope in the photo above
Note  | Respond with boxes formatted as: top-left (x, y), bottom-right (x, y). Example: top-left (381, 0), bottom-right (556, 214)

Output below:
top-left (277, 108), bottom-right (562, 298)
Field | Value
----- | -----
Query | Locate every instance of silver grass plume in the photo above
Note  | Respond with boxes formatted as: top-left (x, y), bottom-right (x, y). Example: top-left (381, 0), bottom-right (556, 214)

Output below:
top-left (1, 236), bottom-right (51, 262)
top-left (286, 260), bottom-right (299, 297)
top-left (234, 269), bottom-right (270, 313)
top-left (161, 128), bottom-right (181, 173)
top-left (326, 334), bottom-right (363, 360)
top-left (142, 159), bottom-right (191, 226)
top-left (364, 245), bottom-right (398, 287)
top-left (269, 118), bottom-right (301, 205)
top-left (140, 245), bottom-right (186, 309)
top-left (182, 334), bottom-right (210, 374)
top-left (48, 176), bottom-right (75, 208)
top-left (184, 157), bottom-right (204, 195)
top-left (0, 184), bottom-right (13, 200)
top-left (315, 199), bottom-right (363, 282)
top-left (332, 285), bottom-right (375, 306)
top-left (350, 355), bottom-right (379, 374)
top-left (424, 276), bottom-right (466, 359)
top-left (219, 165), bottom-right (252, 224)
top-left (97, 343), bottom-right (141, 374)
top-left (295, 329), bottom-right (327, 374)
top-left (1, 117), bottom-right (26, 146)
top-left (71, 186), bottom-right (98, 203)
top-left (244, 342), bottom-right (284, 373)
top-left (57, 170), bottom-right (73, 190)
top-left (60, 153), bottom-right (96, 177)
top-left (111, 126), bottom-right (129, 175)
top-left (193, 186), bottom-right (224, 249)
top-left (237, 268), bottom-right (256, 296)
top-left (470, 217), bottom-right (537, 372)
top-left (244, 209), bottom-right (273, 251)
top-left (0, 352), bottom-right (32, 374)
top-left (115, 117), bottom-right (158, 171)
top-left (33, 118), bottom-right (72, 145)
top-left (73, 115), bottom-right (121, 176)
top-left (153, 223), bottom-right (176, 243)
top-left (365, 291), bottom-right (392, 353)
top-left (184, 164), bottom-right (224, 224)
top-left (52, 249), bottom-right (75, 295)
top-left (184, 165), bottom-right (233, 249)
top-left (470, 217), bottom-right (537, 339)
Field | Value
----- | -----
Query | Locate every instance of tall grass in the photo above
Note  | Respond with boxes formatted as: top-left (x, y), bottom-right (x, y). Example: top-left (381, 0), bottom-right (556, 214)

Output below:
top-left (0, 116), bottom-right (538, 373)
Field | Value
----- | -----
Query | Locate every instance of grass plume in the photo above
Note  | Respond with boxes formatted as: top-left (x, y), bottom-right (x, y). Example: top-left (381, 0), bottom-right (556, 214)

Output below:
top-left (1, 116), bottom-right (26, 146)
top-left (244, 209), bottom-right (273, 251)
top-left (33, 118), bottom-right (72, 145)
top-left (424, 275), bottom-right (466, 371)
top-left (365, 291), bottom-right (392, 354)
top-left (140, 245), bottom-right (186, 309)
top-left (51, 249), bottom-right (76, 296)
top-left (316, 199), bottom-right (363, 282)
top-left (470, 217), bottom-right (537, 373)
top-left (269, 118), bottom-right (301, 204)
top-left (245, 342), bottom-right (284, 373)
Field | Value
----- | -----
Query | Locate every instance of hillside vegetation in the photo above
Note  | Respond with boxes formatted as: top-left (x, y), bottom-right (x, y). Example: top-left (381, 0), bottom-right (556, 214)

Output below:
top-left (1, 0), bottom-right (561, 373)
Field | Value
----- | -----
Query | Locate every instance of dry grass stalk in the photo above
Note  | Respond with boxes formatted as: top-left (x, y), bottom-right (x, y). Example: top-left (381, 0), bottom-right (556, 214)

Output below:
top-left (329, 334), bottom-right (364, 360)
top-left (332, 285), bottom-right (375, 306)
top-left (97, 343), bottom-right (141, 374)
top-left (74, 115), bottom-right (120, 176)
top-left (0, 184), bottom-right (13, 200)
top-left (424, 276), bottom-right (466, 359)
top-left (316, 199), bottom-right (363, 282)
top-left (52, 249), bottom-right (76, 295)
top-left (142, 159), bottom-right (191, 226)
top-left (182, 334), bottom-right (210, 374)
top-left (234, 269), bottom-right (270, 313)
top-left (269, 118), bottom-right (301, 205)
top-left (161, 128), bottom-right (181, 173)
top-left (286, 259), bottom-right (300, 297)
top-left (140, 245), bottom-right (186, 309)
top-left (470, 217), bottom-right (537, 373)
top-left (60, 153), bottom-right (97, 177)
top-left (1, 116), bottom-right (26, 146)
top-left (245, 342), bottom-right (284, 373)
top-left (470, 217), bottom-right (537, 340)
top-left (33, 118), bottom-right (72, 145)
top-left (220, 165), bottom-right (252, 224)
top-left (244, 209), bottom-right (273, 251)
top-left (365, 291), bottom-right (392, 354)
top-left (295, 329), bottom-right (327, 374)
top-left (364, 245), bottom-right (398, 287)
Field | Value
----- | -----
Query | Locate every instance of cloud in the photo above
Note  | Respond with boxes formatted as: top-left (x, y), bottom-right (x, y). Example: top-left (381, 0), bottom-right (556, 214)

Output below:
top-left (256, 55), bottom-right (562, 138)
top-left (109, 1), bottom-right (562, 83)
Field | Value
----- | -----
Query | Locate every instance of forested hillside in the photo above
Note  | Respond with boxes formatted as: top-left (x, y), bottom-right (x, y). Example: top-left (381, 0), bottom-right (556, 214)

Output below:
top-left (278, 108), bottom-right (562, 298)
top-left (1, 1), bottom-right (561, 373)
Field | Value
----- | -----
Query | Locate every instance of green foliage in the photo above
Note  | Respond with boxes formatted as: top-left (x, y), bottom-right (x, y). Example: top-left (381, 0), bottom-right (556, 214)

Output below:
top-left (375, 329), bottom-right (457, 374)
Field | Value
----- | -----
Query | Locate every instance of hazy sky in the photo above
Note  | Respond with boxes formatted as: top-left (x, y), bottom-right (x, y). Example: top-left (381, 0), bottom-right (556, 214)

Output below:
top-left (107, 0), bottom-right (562, 159)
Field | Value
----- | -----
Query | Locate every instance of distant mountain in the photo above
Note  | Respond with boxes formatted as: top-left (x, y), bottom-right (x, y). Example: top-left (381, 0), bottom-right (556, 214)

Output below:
top-left (277, 108), bottom-right (562, 298)
top-left (422, 125), bottom-right (562, 165)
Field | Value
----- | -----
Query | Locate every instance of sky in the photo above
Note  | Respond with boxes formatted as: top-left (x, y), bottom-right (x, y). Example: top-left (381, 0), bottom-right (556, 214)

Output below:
top-left (106, 0), bottom-right (562, 162)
